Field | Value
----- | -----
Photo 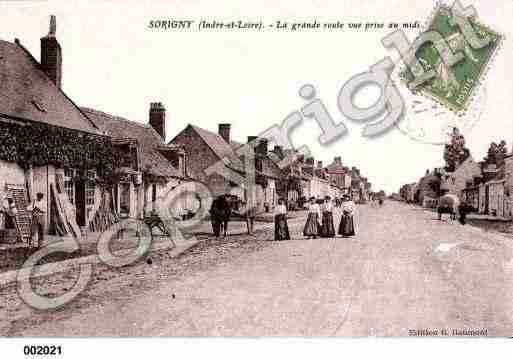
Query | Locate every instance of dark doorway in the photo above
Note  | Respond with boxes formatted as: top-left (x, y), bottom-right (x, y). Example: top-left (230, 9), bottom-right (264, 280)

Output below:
top-left (119, 182), bottom-right (131, 218)
top-left (485, 186), bottom-right (489, 214)
top-left (75, 180), bottom-right (86, 226)
top-left (152, 184), bottom-right (157, 203)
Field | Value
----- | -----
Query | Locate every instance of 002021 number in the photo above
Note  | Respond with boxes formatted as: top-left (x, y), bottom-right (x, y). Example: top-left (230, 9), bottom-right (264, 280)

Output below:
top-left (23, 345), bottom-right (62, 356)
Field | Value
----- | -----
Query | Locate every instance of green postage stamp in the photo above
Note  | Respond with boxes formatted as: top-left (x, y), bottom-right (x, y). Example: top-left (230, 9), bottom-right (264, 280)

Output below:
top-left (401, 5), bottom-right (502, 112)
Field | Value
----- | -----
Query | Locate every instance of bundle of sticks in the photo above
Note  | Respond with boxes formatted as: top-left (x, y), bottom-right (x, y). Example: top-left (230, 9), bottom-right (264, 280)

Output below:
top-left (88, 188), bottom-right (119, 233)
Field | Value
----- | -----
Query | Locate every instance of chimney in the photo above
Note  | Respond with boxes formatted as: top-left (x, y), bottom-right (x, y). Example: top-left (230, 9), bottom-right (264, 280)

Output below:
top-left (334, 156), bottom-right (342, 164)
top-left (256, 138), bottom-right (268, 156)
top-left (40, 15), bottom-right (62, 88)
top-left (306, 157), bottom-right (315, 166)
top-left (149, 102), bottom-right (166, 140)
top-left (317, 161), bottom-right (323, 169)
top-left (218, 123), bottom-right (231, 143)
top-left (247, 136), bottom-right (258, 146)
top-left (273, 145), bottom-right (283, 158)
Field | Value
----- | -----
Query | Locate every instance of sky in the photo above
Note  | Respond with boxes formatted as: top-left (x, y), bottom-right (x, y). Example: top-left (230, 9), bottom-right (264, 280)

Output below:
top-left (2, 0), bottom-right (512, 194)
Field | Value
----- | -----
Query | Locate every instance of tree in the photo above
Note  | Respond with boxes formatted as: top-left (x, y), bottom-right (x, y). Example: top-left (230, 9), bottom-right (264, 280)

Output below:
top-left (485, 140), bottom-right (507, 167)
top-left (443, 127), bottom-right (470, 171)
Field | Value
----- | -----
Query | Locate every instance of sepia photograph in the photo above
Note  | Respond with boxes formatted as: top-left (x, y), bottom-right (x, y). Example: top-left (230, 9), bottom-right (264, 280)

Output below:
top-left (0, 0), bottom-right (512, 357)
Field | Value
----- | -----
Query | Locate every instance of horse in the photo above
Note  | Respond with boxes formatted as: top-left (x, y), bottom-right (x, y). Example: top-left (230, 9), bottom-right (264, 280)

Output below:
top-left (437, 194), bottom-right (460, 221)
top-left (209, 194), bottom-right (239, 238)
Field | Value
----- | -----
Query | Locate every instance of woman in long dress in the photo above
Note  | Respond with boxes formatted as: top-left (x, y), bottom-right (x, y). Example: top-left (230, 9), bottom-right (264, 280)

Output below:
top-left (303, 197), bottom-right (321, 239)
top-left (338, 195), bottom-right (356, 237)
top-left (274, 198), bottom-right (290, 241)
top-left (320, 196), bottom-right (335, 237)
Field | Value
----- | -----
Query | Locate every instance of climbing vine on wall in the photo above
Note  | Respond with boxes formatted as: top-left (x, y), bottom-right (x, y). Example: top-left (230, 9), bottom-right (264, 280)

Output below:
top-left (0, 120), bottom-right (131, 187)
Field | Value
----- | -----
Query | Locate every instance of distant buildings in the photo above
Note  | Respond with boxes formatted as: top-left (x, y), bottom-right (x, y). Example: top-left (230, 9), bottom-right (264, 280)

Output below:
top-left (0, 15), bottom-right (376, 247)
top-left (400, 145), bottom-right (513, 219)
top-left (399, 183), bottom-right (417, 203)
top-left (440, 156), bottom-right (481, 197)
top-left (169, 124), bottom-right (371, 211)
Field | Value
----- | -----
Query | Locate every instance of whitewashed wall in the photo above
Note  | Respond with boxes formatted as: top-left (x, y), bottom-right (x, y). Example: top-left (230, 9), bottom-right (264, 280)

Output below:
top-left (0, 160), bottom-right (25, 196)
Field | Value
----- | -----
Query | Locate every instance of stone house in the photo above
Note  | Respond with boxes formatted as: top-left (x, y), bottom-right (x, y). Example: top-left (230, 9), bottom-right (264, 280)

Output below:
top-left (417, 168), bottom-right (442, 207)
top-left (441, 155), bottom-right (481, 198)
top-left (484, 172), bottom-right (507, 217)
top-left (268, 147), bottom-right (305, 209)
top-left (361, 177), bottom-right (370, 202)
top-left (170, 124), bottom-right (282, 212)
top-left (82, 103), bottom-right (191, 223)
top-left (400, 183), bottom-right (418, 203)
top-left (325, 157), bottom-right (346, 190)
top-left (170, 124), bottom-right (245, 199)
top-left (299, 158), bottom-right (330, 200)
top-left (350, 167), bottom-right (367, 203)
top-left (503, 154), bottom-right (513, 218)
top-left (325, 159), bottom-right (346, 199)
top-left (312, 161), bottom-right (332, 199)
top-left (0, 18), bottom-right (112, 242)
top-left (231, 136), bottom-right (282, 212)
top-left (475, 160), bottom-right (513, 217)
top-left (477, 162), bottom-right (503, 215)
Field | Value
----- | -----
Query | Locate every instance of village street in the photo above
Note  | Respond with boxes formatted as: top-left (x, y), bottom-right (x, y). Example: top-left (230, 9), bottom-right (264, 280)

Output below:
top-left (1, 201), bottom-right (513, 337)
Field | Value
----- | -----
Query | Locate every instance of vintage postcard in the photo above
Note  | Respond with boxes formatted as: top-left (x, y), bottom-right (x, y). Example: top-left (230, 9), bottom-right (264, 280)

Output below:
top-left (0, 0), bottom-right (512, 356)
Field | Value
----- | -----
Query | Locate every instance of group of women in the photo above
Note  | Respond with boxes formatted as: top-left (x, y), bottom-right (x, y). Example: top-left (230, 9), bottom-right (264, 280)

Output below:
top-left (273, 195), bottom-right (356, 241)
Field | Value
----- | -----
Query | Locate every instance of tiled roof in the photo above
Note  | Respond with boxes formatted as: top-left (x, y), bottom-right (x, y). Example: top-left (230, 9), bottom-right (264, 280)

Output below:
top-left (190, 126), bottom-right (283, 179)
top-left (268, 148), bottom-right (304, 170)
top-left (229, 140), bottom-right (282, 179)
top-left (190, 125), bottom-right (244, 172)
top-left (229, 140), bottom-right (243, 150)
top-left (0, 40), bottom-right (99, 134)
top-left (261, 156), bottom-right (282, 179)
top-left (82, 107), bottom-right (184, 178)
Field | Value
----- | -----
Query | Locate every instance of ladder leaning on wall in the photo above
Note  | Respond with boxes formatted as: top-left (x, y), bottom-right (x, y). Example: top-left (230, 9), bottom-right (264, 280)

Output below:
top-left (5, 183), bottom-right (32, 245)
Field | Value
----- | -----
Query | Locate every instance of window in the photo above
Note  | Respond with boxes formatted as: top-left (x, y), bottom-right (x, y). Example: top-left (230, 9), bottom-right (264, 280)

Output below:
top-left (85, 170), bottom-right (96, 206)
top-left (179, 154), bottom-right (185, 177)
top-left (64, 168), bottom-right (75, 204)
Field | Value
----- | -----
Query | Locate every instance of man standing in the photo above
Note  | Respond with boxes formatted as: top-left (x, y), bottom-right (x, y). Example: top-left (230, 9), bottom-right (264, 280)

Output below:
top-left (27, 192), bottom-right (46, 247)
top-left (458, 199), bottom-right (471, 225)
top-left (241, 201), bottom-right (257, 235)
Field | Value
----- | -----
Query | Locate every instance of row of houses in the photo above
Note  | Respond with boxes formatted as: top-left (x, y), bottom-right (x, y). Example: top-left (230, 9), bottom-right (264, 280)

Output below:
top-left (399, 153), bottom-right (513, 218)
top-left (0, 16), bottom-right (373, 245)
top-left (169, 124), bottom-right (372, 211)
